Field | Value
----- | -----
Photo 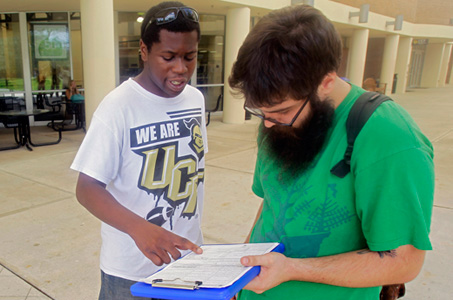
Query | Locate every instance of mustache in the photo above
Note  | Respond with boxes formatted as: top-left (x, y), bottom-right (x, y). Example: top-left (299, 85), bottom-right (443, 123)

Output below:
top-left (262, 96), bottom-right (335, 176)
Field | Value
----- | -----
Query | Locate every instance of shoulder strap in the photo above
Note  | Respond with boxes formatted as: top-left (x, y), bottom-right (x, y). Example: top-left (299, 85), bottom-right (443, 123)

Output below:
top-left (330, 91), bottom-right (392, 178)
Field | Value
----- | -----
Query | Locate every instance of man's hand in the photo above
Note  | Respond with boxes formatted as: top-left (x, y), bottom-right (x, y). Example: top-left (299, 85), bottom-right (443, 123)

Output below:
top-left (75, 173), bottom-right (202, 266)
top-left (240, 252), bottom-right (292, 294)
top-left (130, 221), bottom-right (203, 266)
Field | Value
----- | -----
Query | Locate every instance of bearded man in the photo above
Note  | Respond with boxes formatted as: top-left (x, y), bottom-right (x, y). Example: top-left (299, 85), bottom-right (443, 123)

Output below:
top-left (228, 4), bottom-right (434, 300)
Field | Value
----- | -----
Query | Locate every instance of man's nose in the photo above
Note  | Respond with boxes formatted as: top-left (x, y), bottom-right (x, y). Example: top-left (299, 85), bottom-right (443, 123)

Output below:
top-left (173, 58), bottom-right (187, 74)
top-left (263, 120), bottom-right (275, 128)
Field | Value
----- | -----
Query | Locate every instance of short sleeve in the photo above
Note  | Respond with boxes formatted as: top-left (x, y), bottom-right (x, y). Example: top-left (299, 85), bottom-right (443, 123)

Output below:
top-left (355, 147), bottom-right (434, 251)
top-left (70, 113), bottom-right (122, 185)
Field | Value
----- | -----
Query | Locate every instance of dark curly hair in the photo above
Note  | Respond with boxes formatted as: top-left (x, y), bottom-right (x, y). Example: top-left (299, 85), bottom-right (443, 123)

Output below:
top-left (140, 1), bottom-right (200, 51)
top-left (229, 5), bottom-right (342, 108)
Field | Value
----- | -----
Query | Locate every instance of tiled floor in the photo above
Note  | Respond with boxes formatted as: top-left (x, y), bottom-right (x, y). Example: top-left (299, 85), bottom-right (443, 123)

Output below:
top-left (1, 84), bottom-right (453, 299)
top-left (0, 126), bottom-right (86, 300)
top-left (0, 265), bottom-right (51, 299)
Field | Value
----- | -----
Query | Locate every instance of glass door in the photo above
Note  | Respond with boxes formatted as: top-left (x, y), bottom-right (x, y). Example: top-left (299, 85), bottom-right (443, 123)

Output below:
top-left (0, 13), bottom-right (26, 110)
top-left (195, 15), bottom-right (225, 112)
top-left (27, 12), bottom-right (71, 107)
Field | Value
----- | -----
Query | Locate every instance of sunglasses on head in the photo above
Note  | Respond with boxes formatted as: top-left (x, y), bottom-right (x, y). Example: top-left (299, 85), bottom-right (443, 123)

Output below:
top-left (145, 7), bottom-right (199, 32)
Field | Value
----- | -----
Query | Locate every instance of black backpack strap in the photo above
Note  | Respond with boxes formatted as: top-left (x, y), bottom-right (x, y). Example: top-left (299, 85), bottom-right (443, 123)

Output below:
top-left (330, 91), bottom-right (392, 178)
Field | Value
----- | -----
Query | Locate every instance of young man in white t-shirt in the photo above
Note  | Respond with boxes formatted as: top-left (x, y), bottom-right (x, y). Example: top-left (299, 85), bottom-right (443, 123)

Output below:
top-left (71, 2), bottom-right (208, 299)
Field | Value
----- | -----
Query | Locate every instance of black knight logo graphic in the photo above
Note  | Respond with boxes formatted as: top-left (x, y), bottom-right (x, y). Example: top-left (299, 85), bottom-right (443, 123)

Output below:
top-left (184, 118), bottom-right (204, 160)
top-left (132, 116), bottom-right (205, 229)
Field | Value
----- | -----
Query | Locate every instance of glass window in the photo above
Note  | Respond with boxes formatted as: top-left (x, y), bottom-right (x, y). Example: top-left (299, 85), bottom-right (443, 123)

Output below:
top-left (69, 12), bottom-right (83, 90)
top-left (27, 12), bottom-right (71, 93)
top-left (0, 13), bottom-right (24, 92)
top-left (197, 15), bottom-right (224, 85)
top-left (197, 15), bottom-right (225, 111)
top-left (118, 12), bottom-right (143, 84)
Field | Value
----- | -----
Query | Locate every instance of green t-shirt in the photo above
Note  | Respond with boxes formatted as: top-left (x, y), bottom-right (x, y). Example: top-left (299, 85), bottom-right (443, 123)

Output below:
top-left (239, 84), bottom-right (434, 300)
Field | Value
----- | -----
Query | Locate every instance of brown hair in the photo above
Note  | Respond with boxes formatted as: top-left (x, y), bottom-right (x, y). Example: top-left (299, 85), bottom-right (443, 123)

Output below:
top-left (229, 5), bottom-right (342, 107)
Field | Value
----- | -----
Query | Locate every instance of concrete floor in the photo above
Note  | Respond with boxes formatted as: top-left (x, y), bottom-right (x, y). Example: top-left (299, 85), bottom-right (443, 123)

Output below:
top-left (0, 84), bottom-right (452, 299)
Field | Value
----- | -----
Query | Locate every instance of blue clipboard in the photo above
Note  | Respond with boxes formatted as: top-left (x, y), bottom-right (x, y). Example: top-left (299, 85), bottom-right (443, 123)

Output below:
top-left (130, 243), bottom-right (285, 300)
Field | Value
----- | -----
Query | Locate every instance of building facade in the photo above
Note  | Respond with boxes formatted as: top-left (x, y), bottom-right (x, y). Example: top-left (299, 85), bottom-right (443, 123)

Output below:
top-left (1, 0), bottom-right (452, 125)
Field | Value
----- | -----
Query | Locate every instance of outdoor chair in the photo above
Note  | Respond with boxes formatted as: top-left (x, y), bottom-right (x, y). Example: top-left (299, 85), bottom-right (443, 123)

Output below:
top-left (34, 93), bottom-right (67, 130)
top-left (206, 93), bottom-right (223, 126)
top-left (0, 96), bottom-right (21, 149)
top-left (363, 78), bottom-right (387, 94)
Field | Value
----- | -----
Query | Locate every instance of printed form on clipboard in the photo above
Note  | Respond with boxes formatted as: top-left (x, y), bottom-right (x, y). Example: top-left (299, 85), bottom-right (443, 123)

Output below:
top-left (141, 243), bottom-right (284, 289)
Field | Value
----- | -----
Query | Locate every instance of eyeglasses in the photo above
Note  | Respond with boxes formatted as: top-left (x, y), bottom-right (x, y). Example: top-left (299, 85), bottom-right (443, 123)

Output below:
top-left (146, 7), bottom-right (199, 30)
top-left (244, 99), bottom-right (309, 126)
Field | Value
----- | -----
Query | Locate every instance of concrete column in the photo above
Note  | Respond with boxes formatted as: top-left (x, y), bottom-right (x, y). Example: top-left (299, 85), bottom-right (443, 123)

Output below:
top-left (80, 0), bottom-right (116, 128)
top-left (223, 7), bottom-right (250, 124)
top-left (439, 43), bottom-right (452, 87)
top-left (347, 29), bottom-right (369, 87)
top-left (380, 34), bottom-right (399, 95)
top-left (420, 43), bottom-right (445, 88)
top-left (447, 49), bottom-right (453, 84)
top-left (394, 37), bottom-right (412, 94)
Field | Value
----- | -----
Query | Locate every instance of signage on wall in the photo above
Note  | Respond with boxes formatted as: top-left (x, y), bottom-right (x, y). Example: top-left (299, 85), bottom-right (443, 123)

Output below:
top-left (412, 39), bottom-right (429, 45)
top-left (33, 24), bottom-right (69, 60)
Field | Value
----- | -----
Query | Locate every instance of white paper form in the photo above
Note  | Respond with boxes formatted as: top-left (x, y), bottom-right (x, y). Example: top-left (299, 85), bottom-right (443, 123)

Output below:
top-left (142, 243), bottom-right (279, 289)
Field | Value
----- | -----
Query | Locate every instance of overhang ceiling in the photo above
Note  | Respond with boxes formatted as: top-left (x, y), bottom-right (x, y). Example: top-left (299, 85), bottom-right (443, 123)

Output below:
top-left (0, 0), bottom-right (273, 17)
top-left (2, 0), bottom-right (451, 42)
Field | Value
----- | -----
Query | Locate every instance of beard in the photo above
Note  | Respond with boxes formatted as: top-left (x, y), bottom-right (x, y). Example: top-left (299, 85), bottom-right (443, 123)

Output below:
top-left (262, 94), bottom-right (335, 176)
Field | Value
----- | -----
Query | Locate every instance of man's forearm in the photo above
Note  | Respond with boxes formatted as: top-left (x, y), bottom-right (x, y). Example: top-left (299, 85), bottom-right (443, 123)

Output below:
top-left (75, 172), bottom-right (146, 236)
top-left (286, 244), bottom-right (425, 287)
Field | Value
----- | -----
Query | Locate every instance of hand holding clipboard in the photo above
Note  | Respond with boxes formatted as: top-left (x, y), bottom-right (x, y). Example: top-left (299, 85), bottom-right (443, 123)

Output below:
top-left (239, 251), bottom-right (291, 294)
top-left (130, 242), bottom-right (285, 300)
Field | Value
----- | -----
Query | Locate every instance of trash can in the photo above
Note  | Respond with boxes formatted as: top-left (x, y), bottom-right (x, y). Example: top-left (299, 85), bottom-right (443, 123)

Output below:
top-left (392, 74), bottom-right (398, 94)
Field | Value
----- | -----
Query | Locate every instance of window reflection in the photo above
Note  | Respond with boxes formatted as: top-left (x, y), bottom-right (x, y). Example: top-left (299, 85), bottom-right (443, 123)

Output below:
top-left (27, 12), bottom-right (71, 93)
top-left (197, 15), bottom-right (224, 110)
top-left (69, 12), bottom-right (83, 90)
top-left (0, 13), bottom-right (24, 92)
top-left (118, 12), bottom-right (143, 84)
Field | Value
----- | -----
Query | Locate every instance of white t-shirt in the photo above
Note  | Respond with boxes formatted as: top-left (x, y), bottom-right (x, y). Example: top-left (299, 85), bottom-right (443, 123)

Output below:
top-left (71, 78), bottom-right (208, 281)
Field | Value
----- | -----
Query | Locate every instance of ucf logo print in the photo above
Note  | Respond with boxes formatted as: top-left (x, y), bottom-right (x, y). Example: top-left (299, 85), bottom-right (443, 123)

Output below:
top-left (130, 113), bottom-right (205, 229)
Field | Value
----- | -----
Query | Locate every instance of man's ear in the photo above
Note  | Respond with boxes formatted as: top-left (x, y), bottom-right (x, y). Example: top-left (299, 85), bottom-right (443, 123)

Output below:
top-left (317, 72), bottom-right (337, 98)
top-left (139, 39), bottom-right (149, 62)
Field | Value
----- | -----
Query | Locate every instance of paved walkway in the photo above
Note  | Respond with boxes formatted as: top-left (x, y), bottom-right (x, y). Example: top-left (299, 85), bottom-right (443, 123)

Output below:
top-left (0, 84), bottom-right (452, 299)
